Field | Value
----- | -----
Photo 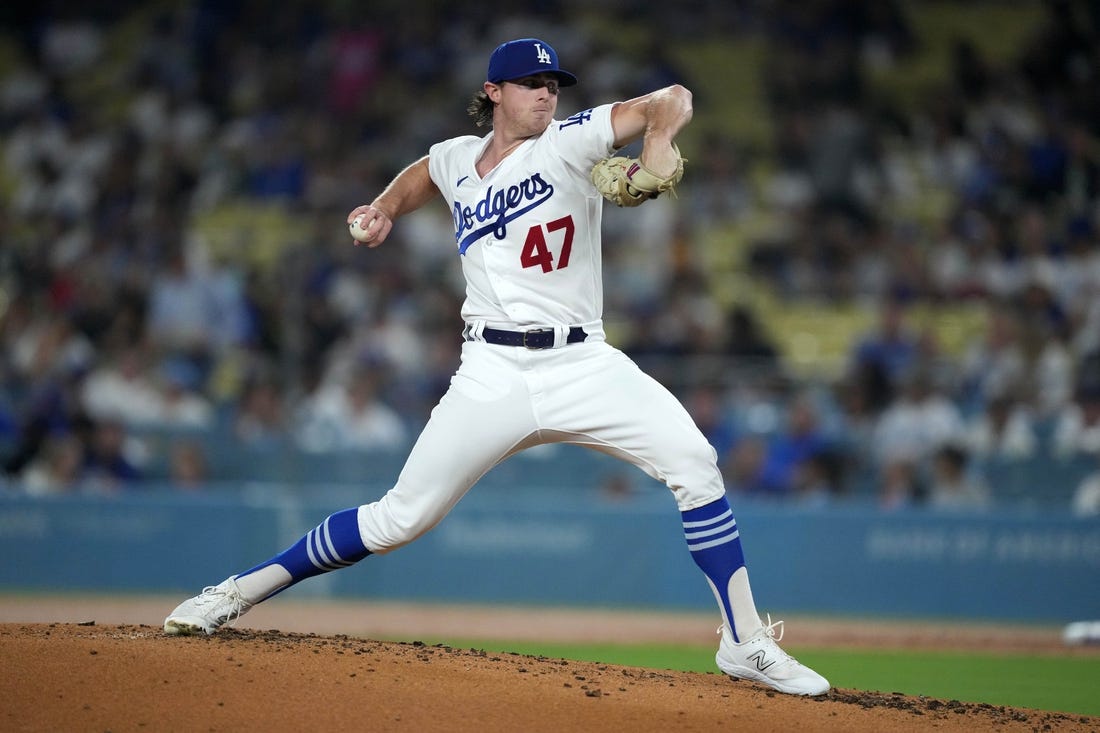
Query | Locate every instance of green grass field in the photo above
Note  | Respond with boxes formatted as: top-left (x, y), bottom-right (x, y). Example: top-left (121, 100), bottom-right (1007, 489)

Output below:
top-left (419, 639), bottom-right (1100, 717)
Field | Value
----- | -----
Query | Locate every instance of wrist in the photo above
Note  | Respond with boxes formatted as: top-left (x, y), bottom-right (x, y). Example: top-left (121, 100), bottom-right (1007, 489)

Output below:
top-left (369, 198), bottom-right (397, 221)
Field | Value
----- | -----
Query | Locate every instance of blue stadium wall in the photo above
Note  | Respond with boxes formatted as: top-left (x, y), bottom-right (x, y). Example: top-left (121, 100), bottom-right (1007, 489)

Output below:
top-left (1, 481), bottom-right (1097, 624)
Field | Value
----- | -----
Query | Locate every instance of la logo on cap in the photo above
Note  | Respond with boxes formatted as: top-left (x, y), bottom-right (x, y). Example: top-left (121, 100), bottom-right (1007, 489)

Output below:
top-left (534, 42), bottom-right (551, 65)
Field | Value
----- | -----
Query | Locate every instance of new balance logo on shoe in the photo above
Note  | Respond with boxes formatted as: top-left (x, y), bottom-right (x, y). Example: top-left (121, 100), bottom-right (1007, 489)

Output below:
top-left (715, 618), bottom-right (831, 696)
top-left (748, 649), bottom-right (776, 672)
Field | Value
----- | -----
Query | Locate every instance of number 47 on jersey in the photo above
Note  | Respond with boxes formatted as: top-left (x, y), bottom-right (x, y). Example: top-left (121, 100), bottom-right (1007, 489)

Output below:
top-left (520, 215), bottom-right (574, 273)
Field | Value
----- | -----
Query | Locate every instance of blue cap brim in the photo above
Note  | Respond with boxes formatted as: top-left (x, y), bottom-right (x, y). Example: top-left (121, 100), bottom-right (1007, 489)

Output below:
top-left (490, 69), bottom-right (578, 86)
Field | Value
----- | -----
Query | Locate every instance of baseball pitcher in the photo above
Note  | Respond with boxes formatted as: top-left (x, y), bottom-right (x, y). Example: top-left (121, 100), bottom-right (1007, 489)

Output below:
top-left (164, 37), bottom-right (829, 697)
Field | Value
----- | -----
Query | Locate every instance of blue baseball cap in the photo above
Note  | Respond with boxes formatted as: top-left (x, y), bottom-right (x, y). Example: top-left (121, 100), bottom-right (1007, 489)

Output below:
top-left (487, 38), bottom-right (578, 87)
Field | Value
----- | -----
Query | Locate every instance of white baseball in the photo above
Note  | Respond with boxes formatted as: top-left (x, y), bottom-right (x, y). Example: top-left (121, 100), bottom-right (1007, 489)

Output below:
top-left (349, 213), bottom-right (372, 242)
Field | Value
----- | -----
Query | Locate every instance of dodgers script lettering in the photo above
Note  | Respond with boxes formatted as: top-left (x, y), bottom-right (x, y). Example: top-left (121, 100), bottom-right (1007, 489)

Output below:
top-left (454, 174), bottom-right (555, 254)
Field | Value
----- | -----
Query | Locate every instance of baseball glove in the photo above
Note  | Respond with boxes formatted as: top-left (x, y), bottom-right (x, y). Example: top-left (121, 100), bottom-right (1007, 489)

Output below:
top-left (590, 143), bottom-right (685, 207)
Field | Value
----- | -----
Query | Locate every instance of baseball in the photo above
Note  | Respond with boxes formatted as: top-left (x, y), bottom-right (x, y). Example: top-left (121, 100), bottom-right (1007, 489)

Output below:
top-left (349, 213), bottom-right (372, 242)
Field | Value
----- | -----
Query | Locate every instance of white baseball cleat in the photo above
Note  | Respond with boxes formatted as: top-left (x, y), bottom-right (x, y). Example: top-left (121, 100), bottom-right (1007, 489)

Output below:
top-left (1063, 620), bottom-right (1100, 646)
top-left (163, 577), bottom-right (254, 636)
top-left (715, 615), bottom-right (830, 696)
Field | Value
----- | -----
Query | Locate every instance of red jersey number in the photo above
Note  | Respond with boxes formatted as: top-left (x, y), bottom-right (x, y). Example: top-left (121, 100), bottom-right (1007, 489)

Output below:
top-left (520, 215), bottom-right (574, 273)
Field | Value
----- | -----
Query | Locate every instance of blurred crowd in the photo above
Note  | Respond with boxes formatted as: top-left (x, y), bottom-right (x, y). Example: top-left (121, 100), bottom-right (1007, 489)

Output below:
top-left (1, 0), bottom-right (1099, 515)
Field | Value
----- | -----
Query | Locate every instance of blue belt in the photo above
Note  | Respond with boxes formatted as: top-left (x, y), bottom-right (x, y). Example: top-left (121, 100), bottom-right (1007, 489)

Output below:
top-left (473, 326), bottom-right (588, 349)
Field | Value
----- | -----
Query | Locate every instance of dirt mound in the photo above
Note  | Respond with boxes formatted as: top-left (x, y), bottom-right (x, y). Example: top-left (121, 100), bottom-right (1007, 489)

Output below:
top-left (2, 623), bottom-right (1095, 732)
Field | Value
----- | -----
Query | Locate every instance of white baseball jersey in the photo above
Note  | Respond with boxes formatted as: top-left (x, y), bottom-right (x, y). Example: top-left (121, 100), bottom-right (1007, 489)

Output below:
top-left (428, 104), bottom-right (615, 331)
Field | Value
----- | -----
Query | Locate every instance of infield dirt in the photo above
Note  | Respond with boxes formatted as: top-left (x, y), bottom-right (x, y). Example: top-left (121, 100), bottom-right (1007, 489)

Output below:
top-left (1, 597), bottom-right (1097, 732)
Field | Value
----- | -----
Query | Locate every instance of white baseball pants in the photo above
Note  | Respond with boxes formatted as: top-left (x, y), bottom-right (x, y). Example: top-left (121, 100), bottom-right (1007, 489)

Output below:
top-left (356, 339), bottom-right (727, 553)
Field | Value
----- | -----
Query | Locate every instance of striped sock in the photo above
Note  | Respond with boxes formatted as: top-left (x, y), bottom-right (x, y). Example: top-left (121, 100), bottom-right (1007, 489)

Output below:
top-left (682, 496), bottom-right (760, 643)
top-left (234, 507), bottom-right (371, 601)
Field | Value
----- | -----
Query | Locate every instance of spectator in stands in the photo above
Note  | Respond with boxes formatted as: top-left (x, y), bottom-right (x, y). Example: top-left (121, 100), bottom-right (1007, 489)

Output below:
top-left (686, 134), bottom-right (753, 227)
top-left (836, 358), bottom-right (894, 428)
top-left (80, 342), bottom-right (165, 426)
top-left (927, 443), bottom-right (991, 512)
top-left (963, 392), bottom-right (1039, 460)
top-left (1026, 325), bottom-right (1076, 420)
top-left (1071, 457), bottom-right (1100, 516)
top-left (722, 434), bottom-right (767, 496)
top-left (1051, 354), bottom-right (1100, 458)
top-left (1062, 123), bottom-right (1100, 216)
top-left (1058, 218), bottom-right (1100, 307)
top-left (751, 394), bottom-right (831, 500)
top-left (8, 307), bottom-right (95, 387)
top-left (156, 358), bottom-right (214, 429)
top-left (792, 450), bottom-right (844, 507)
top-left (958, 303), bottom-right (1026, 411)
top-left (1051, 388), bottom-right (1100, 458)
top-left (327, 27), bottom-right (386, 115)
top-left (167, 439), bottom-right (208, 492)
top-left (233, 374), bottom-right (288, 448)
top-left (80, 418), bottom-right (142, 493)
top-left (877, 458), bottom-right (921, 512)
top-left (294, 363), bottom-right (407, 452)
top-left (685, 386), bottom-right (738, 461)
top-left (871, 368), bottom-right (965, 470)
top-left (849, 297), bottom-right (921, 392)
top-left (17, 433), bottom-right (84, 496)
top-left (723, 305), bottom-right (780, 370)
top-left (830, 364), bottom-right (889, 495)
top-left (2, 366), bottom-right (93, 482)
top-left (145, 244), bottom-right (235, 381)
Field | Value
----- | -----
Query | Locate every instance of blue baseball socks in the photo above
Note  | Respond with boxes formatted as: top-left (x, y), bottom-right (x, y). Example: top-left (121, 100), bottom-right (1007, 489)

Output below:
top-left (229, 498), bottom-right (762, 639)
top-left (231, 507), bottom-right (372, 603)
top-left (682, 496), bottom-right (763, 642)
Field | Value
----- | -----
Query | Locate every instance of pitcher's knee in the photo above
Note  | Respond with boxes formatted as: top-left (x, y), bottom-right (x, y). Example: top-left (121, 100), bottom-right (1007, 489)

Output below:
top-left (355, 496), bottom-right (443, 554)
top-left (663, 442), bottom-right (726, 510)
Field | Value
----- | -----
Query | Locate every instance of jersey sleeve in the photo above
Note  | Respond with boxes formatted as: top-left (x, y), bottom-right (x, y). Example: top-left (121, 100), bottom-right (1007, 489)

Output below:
top-left (428, 135), bottom-right (478, 202)
top-left (546, 103), bottom-right (616, 176)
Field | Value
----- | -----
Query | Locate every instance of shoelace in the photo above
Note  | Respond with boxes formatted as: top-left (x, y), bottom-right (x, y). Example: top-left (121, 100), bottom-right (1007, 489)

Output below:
top-left (761, 613), bottom-right (785, 642)
top-left (716, 613), bottom-right (787, 645)
top-left (195, 581), bottom-right (248, 626)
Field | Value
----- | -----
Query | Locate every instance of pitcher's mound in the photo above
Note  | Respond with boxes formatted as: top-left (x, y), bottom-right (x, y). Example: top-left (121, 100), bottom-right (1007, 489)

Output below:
top-left (2, 623), bottom-right (1095, 732)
